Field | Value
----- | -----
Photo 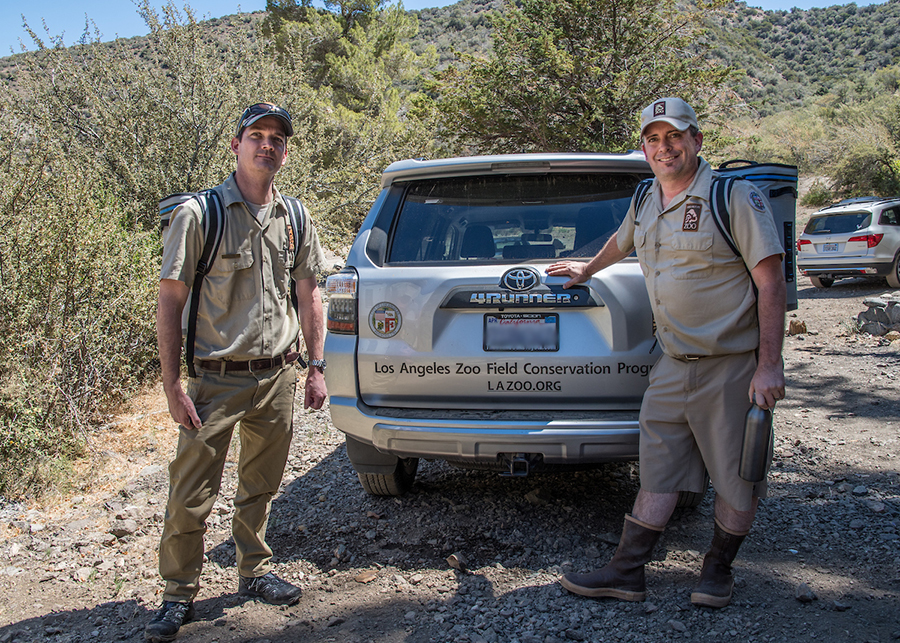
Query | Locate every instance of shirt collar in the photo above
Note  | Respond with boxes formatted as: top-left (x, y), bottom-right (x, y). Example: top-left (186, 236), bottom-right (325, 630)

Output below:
top-left (219, 172), bottom-right (286, 211)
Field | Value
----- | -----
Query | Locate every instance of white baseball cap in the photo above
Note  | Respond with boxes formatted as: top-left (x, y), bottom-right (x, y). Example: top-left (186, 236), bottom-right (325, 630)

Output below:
top-left (640, 98), bottom-right (699, 136)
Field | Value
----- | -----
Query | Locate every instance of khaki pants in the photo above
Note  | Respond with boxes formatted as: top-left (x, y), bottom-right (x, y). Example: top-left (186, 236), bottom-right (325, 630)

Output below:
top-left (638, 352), bottom-right (768, 513)
top-left (159, 363), bottom-right (296, 602)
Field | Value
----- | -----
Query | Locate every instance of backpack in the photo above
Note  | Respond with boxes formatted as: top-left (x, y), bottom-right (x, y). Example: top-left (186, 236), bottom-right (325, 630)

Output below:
top-left (159, 190), bottom-right (307, 377)
top-left (631, 160), bottom-right (800, 311)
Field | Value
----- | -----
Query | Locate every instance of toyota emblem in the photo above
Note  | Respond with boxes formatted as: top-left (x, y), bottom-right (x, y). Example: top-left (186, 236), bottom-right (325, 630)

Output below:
top-left (500, 267), bottom-right (540, 292)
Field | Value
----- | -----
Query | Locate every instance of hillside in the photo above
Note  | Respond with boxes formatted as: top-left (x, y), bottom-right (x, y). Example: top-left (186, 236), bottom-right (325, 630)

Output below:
top-left (3, 0), bottom-right (899, 114)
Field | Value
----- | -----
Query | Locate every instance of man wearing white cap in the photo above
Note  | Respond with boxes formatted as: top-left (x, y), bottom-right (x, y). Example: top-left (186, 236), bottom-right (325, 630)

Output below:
top-left (547, 97), bottom-right (786, 608)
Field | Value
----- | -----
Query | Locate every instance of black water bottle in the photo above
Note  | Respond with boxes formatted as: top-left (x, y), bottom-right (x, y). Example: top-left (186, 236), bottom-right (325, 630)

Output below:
top-left (739, 404), bottom-right (773, 482)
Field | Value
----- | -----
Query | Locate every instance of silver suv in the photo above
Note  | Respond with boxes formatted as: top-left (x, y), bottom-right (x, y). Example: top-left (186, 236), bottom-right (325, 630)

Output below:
top-left (797, 196), bottom-right (900, 288)
top-left (324, 152), bottom-right (663, 496)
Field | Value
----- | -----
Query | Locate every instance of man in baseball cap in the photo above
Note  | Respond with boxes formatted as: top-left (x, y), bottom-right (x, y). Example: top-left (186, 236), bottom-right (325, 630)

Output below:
top-left (549, 97), bottom-right (786, 609)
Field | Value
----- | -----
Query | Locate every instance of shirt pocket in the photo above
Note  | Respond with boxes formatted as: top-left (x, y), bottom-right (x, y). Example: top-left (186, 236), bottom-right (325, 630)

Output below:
top-left (207, 245), bottom-right (256, 301)
top-left (670, 232), bottom-right (714, 280)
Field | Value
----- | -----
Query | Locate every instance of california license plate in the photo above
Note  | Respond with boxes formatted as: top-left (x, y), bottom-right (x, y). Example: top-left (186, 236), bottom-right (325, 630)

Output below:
top-left (484, 313), bottom-right (559, 352)
top-left (822, 243), bottom-right (839, 252)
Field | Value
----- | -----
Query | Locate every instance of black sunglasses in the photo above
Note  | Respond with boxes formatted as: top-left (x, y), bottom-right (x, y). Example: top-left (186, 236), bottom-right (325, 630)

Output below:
top-left (235, 103), bottom-right (294, 138)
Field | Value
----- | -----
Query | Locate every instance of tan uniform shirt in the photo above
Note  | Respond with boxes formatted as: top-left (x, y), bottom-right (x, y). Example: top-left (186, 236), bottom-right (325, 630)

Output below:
top-left (160, 173), bottom-right (327, 361)
top-left (617, 159), bottom-right (784, 359)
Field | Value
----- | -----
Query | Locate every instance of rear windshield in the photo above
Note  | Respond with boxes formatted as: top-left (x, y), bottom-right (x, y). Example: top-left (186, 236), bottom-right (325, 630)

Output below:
top-left (387, 173), bottom-right (645, 263)
top-left (804, 212), bottom-right (871, 235)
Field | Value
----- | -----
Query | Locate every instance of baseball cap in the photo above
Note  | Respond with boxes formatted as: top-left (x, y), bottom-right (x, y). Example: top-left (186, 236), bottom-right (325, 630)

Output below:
top-left (235, 102), bottom-right (294, 138)
top-left (640, 98), bottom-right (699, 136)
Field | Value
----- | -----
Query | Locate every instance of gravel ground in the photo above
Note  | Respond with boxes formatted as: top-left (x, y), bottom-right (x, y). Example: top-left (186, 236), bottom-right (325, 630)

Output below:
top-left (0, 274), bottom-right (897, 643)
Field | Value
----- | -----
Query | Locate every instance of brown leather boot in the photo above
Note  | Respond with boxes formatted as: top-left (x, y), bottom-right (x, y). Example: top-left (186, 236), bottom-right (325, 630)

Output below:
top-left (560, 514), bottom-right (664, 601)
top-left (690, 519), bottom-right (748, 608)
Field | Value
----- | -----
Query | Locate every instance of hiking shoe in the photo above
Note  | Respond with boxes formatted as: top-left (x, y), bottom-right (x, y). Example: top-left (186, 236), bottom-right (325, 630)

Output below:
top-left (144, 601), bottom-right (194, 642)
top-left (239, 572), bottom-right (301, 605)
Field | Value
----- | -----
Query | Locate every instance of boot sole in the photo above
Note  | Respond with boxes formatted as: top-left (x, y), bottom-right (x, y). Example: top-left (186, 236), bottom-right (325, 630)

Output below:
top-left (560, 576), bottom-right (646, 601)
top-left (690, 589), bottom-right (732, 608)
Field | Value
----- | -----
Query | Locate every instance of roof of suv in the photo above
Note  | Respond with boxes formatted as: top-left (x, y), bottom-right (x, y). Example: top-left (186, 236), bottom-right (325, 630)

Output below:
top-left (380, 152), bottom-right (651, 188)
top-left (814, 196), bottom-right (900, 215)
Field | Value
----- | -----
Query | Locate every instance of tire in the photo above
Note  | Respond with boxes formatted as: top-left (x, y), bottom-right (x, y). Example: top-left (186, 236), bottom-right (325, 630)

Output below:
top-left (810, 275), bottom-right (834, 288)
top-left (675, 471), bottom-right (709, 509)
top-left (886, 254), bottom-right (900, 289)
top-left (357, 457), bottom-right (419, 496)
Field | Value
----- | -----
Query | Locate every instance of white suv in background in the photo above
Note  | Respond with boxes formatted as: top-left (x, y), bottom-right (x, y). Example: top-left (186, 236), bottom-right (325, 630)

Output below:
top-left (797, 196), bottom-right (900, 288)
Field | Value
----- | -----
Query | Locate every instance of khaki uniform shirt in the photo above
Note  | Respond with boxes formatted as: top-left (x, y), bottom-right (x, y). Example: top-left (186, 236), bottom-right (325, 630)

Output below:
top-left (160, 173), bottom-right (327, 361)
top-left (616, 159), bottom-right (784, 359)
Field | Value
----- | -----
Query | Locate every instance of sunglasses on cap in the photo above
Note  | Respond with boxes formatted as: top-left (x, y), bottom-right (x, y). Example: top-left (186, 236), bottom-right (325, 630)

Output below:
top-left (235, 103), bottom-right (294, 138)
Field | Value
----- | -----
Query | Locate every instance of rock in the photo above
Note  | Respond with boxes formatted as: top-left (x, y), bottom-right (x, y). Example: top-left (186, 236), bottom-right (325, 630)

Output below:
top-left (788, 319), bottom-right (807, 335)
top-left (73, 567), bottom-right (94, 582)
top-left (668, 619), bottom-right (687, 632)
top-left (852, 485), bottom-right (868, 496)
top-left (644, 602), bottom-right (659, 614)
top-left (447, 553), bottom-right (468, 572)
top-left (795, 582), bottom-right (817, 603)
top-left (110, 520), bottom-right (138, 539)
top-left (354, 570), bottom-right (378, 584)
top-left (867, 500), bottom-right (886, 513)
top-left (832, 600), bottom-right (851, 612)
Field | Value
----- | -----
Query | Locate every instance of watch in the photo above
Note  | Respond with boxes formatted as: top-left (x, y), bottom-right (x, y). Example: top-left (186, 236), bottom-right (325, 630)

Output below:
top-left (308, 359), bottom-right (326, 372)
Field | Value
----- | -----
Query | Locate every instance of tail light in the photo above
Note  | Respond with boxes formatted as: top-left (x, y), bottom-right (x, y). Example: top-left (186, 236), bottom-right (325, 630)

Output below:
top-left (796, 239), bottom-right (811, 252)
top-left (848, 233), bottom-right (883, 248)
top-left (326, 268), bottom-right (358, 334)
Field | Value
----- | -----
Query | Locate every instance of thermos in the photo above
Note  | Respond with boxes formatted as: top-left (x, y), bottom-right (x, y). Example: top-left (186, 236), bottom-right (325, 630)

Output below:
top-left (739, 404), bottom-right (773, 482)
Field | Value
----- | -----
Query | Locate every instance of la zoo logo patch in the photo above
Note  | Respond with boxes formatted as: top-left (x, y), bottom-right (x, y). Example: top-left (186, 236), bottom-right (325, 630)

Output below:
top-left (683, 203), bottom-right (701, 231)
top-left (370, 302), bottom-right (402, 338)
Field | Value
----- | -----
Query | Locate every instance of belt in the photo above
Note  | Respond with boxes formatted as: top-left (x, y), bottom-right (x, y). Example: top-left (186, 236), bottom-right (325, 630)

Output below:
top-left (674, 354), bottom-right (710, 362)
top-left (196, 351), bottom-right (299, 373)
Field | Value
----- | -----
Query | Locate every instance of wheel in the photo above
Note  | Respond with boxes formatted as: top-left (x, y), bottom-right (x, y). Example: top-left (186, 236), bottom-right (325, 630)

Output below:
top-left (886, 254), bottom-right (900, 289)
top-left (810, 275), bottom-right (834, 288)
top-left (357, 457), bottom-right (419, 496)
top-left (675, 471), bottom-right (709, 509)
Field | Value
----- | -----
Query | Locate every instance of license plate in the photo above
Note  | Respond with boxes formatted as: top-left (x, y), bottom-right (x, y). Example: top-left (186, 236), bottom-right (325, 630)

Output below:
top-left (822, 243), bottom-right (839, 252)
top-left (484, 313), bottom-right (559, 352)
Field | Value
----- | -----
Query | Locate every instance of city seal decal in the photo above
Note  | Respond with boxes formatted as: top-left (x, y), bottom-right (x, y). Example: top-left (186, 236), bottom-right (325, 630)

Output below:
top-left (683, 203), bottom-right (701, 231)
top-left (749, 191), bottom-right (766, 212)
top-left (370, 302), bottom-right (402, 338)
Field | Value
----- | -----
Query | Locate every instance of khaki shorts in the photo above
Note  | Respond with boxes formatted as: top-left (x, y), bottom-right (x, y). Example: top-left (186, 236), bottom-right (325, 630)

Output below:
top-left (638, 352), bottom-right (768, 513)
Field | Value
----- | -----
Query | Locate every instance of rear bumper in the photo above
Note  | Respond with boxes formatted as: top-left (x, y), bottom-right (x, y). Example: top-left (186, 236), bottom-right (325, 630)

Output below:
top-left (798, 260), bottom-right (893, 278)
top-left (328, 395), bottom-right (640, 464)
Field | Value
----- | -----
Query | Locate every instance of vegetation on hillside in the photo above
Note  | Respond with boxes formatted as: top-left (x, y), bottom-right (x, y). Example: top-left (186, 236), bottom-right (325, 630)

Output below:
top-left (431, 0), bottom-right (734, 153)
top-left (1, 0), bottom-right (900, 497)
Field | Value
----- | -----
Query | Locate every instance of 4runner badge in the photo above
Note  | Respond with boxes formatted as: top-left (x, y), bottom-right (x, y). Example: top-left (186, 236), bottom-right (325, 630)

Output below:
top-left (369, 302), bottom-right (402, 338)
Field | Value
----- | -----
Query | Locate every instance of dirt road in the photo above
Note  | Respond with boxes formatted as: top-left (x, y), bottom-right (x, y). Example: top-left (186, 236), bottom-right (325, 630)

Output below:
top-left (0, 275), bottom-right (897, 643)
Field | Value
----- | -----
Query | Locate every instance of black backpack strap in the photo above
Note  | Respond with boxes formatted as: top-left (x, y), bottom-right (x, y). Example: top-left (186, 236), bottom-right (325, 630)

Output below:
top-left (281, 195), bottom-right (309, 367)
top-left (282, 195), bottom-right (306, 260)
top-left (709, 176), bottom-right (740, 257)
top-left (631, 178), bottom-right (654, 224)
top-left (185, 189), bottom-right (225, 378)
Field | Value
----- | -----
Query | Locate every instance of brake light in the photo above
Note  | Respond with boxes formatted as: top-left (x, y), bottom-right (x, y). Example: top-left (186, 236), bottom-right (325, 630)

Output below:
top-left (796, 239), bottom-right (811, 252)
top-left (848, 233), bottom-right (883, 248)
top-left (325, 269), bottom-right (359, 335)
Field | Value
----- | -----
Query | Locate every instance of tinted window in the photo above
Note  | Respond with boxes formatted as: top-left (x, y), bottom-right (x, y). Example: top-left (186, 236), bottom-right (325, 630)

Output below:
top-left (804, 212), bottom-right (871, 235)
top-left (879, 206), bottom-right (900, 226)
top-left (387, 174), bottom-right (644, 263)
